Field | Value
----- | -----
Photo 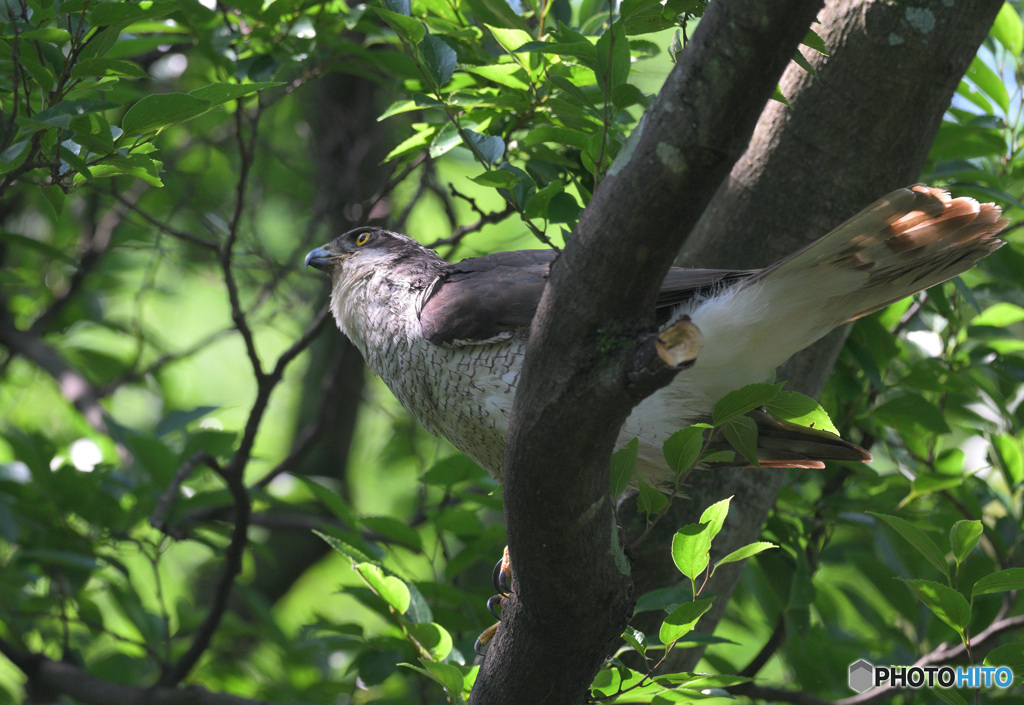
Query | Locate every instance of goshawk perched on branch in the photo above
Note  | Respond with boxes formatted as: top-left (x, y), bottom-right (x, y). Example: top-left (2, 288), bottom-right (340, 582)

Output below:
top-left (306, 186), bottom-right (1005, 490)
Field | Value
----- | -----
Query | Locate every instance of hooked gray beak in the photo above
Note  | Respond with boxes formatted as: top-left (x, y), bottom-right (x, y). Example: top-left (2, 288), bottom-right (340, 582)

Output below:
top-left (305, 247), bottom-right (332, 271)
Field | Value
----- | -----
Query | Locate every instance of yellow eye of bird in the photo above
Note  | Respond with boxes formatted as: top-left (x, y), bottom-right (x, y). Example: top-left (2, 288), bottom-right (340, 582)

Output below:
top-left (355, 231), bottom-right (371, 246)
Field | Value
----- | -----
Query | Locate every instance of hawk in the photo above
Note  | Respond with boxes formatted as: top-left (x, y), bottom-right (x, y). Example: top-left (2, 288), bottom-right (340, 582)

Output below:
top-left (306, 186), bottom-right (1005, 490)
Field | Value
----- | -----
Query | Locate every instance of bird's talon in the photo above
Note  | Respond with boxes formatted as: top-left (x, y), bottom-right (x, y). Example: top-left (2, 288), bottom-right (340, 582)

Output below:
top-left (486, 593), bottom-right (504, 620)
top-left (491, 545), bottom-right (512, 595)
top-left (475, 622), bottom-right (499, 655)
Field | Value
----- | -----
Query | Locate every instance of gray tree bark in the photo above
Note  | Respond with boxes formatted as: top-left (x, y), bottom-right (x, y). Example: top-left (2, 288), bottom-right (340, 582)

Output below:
top-left (470, 0), bottom-right (1004, 702)
top-left (623, 0), bottom-right (1003, 673)
top-left (471, 0), bottom-right (825, 702)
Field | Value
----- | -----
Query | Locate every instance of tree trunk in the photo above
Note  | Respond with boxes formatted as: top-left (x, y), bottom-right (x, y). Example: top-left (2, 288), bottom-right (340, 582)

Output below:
top-left (470, 1), bottom-right (825, 702)
top-left (623, 0), bottom-right (1003, 672)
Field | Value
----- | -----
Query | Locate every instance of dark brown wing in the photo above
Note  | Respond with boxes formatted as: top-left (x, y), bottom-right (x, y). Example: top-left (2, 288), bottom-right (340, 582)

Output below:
top-left (703, 409), bottom-right (872, 468)
top-left (419, 249), bottom-right (758, 345)
top-left (655, 268), bottom-right (757, 312)
top-left (420, 258), bottom-right (551, 344)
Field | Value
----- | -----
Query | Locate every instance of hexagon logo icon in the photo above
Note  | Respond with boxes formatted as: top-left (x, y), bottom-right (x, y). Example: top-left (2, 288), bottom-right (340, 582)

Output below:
top-left (849, 659), bottom-right (874, 693)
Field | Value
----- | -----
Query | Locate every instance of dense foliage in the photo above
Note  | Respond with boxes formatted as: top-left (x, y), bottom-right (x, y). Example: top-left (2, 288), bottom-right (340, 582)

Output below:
top-left (0, 0), bottom-right (1023, 703)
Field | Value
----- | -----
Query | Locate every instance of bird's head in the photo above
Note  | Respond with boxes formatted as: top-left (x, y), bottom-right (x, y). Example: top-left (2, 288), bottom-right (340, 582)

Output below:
top-left (305, 226), bottom-right (431, 276)
top-left (306, 226), bottom-right (447, 344)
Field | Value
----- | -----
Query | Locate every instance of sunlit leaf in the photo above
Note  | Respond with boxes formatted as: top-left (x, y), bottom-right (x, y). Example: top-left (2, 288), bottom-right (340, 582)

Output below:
top-left (658, 597), bottom-right (714, 645)
top-left (901, 579), bottom-right (970, 638)
top-left (949, 520), bottom-right (982, 566)
top-left (971, 568), bottom-right (1024, 599)
top-left (671, 523), bottom-right (711, 582)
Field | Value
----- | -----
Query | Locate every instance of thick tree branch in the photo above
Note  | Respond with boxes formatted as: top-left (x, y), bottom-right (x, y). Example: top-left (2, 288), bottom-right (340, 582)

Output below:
top-left (471, 1), bottom-right (824, 703)
top-left (623, 0), bottom-right (1004, 674)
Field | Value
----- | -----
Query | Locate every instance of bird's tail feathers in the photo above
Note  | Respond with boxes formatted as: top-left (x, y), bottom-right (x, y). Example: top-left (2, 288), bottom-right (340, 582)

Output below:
top-left (748, 184), bottom-right (1007, 325)
top-left (682, 185), bottom-right (1005, 404)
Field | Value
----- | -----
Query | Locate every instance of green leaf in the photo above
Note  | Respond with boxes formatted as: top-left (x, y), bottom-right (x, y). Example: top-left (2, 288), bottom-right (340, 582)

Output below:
top-left (595, 20), bottom-right (629, 94)
top-left (406, 622), bottom-right (453, 660)
top-left (636, 475), bottom-right (667, 516)
top-left (662, 426), bottom-right (705, 476)
top-left (463, 63), bottom-right (530, 90)
top-left (379, 94), bottom-right (445, 121)
top-left (376, 7), bottom-right (426, 44)
top-left (41, 186), bottom-right (65, 218)
top-left (931, 687), bottom-right (971, 705)
top-left (984, 643), bottom-right (1024, 673)
top-left (971, 302), bottom-right (1024, 327)
top-left (949, 520), bottom-right (982, 566)
top-left (405, 582), bottom-right (433, 624)
top-left (712, 382), bottom-right (782, 426)
top-left (155, 406), bottom-right (220, 436)
top-left (633, 584), bottom-right (691, 614)
top-left (20, 27), bottom-right (72, 44)
top-left (698, 497), bottom-right (730, 542)
top-left (610, 437), bottom-right (638, 496)
top-left (21, 99), bottom-right (113, 130)
top-left (496, 162), bottom-right (536, 208)
top-left (314, 530), bottom-right (377, 564)
top-left (671, 523), bottom-right (711, 582)
top-left (869, 512), bottom-right (950, 580)
top-left (430, 121), bottom-right (464, 158)
top-left (418, 659), bottom-right (465, 696)
top-left (463, 129), bottom-right (504, 164)
top-left (901, 579), bottom-right (970, 638)
top-left (802, 28), bottom-right (828, 54)
top-left (486, 24), bottom-right (535, 54)
top-left (622, 628), bottom-right (647, 658)
top-left (383, 0), bottom-right (411, 14)
top-left (966, 56), bottom-right (1009, 113)
top-left (121, 93), bottom-right (211, 136)
top-left (971, 568), bottom-right (1024, 599)
top-left (722, 416), bottom-right (759, 466)
top-left (362, 515), bottom-right (423, 551)
top-left (517, 39), bottom-right (597, 67)
top-left (764, 391), bottom-right (838, 434)
top-left (872, 393), bottom-right (951, 435)
top-left (419, 35), bottom-right (457, 87)
top-left (522, 181), bottom-right (564, 219)
top-left (992, 2), bottom-right (1024, 55)
top-left (714, 542), bottom-right (776, 570)
top-left (469, 169), bottom-right (518, 188)
top-left (611, 83), bottom-right (649, 111)
top-left (71, 58), bottom-right (148, 79)
top-left (187, 82), bottom-right (283, 106)
top-left (420, 455), bottom-right (486, 485)
top-left (89, 0), bottom-right (176, 25)
top-left (659, 597), bottom-right (714, 645)
top-left (385, 124), bottom-right (437, 162)
top-left (547, 192), bottom-right (581, 225)
top-left (297, 477), bottom-right (355, 525)
top-left (357, 563), bottom-right (411, 613)
top-left (992, 434), bottom-right (1024, 485)
top-left (75, 154), bottom-right (164, 187)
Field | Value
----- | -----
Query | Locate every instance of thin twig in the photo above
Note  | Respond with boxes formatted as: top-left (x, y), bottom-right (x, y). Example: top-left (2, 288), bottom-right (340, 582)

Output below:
top-left (731, 613), bottom-right (1024, 705)
top-left (160, 453), bottom-right (251, 686)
